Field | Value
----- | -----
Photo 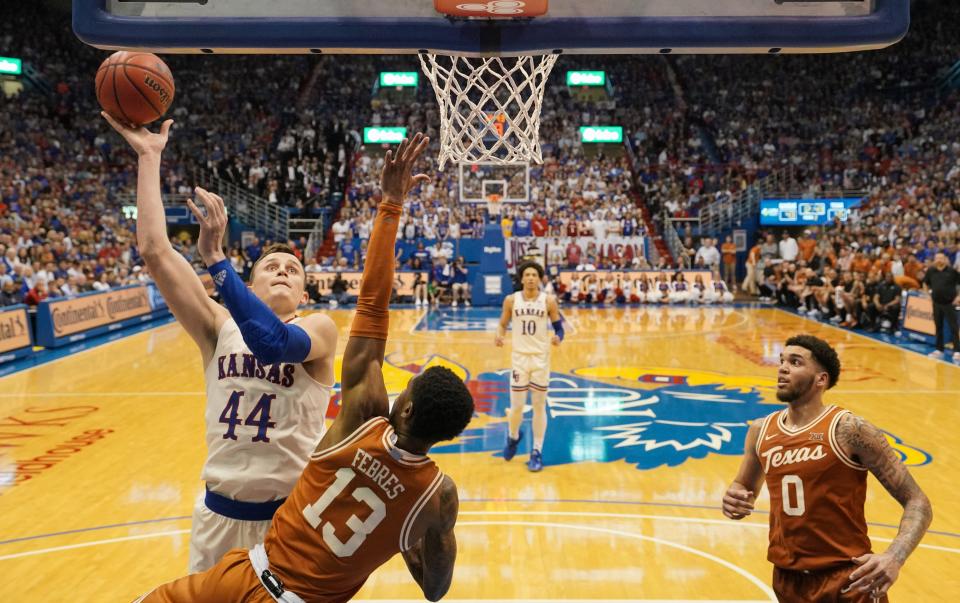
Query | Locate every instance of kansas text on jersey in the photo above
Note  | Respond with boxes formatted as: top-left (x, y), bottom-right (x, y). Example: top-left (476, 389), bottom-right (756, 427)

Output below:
top-left (203, 319), bottom-right (333, 503)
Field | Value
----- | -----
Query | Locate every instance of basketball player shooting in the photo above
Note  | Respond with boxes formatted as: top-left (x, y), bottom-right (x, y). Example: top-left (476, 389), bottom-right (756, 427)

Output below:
top-left (134, 133), bottom-right (476, 603)
top-left (495, 261), bottom-right (562, 472)
top-left (722, 335), bottom-right (932, 602)
top-left (102, 112), bottom-right (339, 573)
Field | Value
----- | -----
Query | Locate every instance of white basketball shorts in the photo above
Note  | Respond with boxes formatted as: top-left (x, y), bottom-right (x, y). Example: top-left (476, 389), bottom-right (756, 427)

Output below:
top-left (187, 492), bottom-right (272, 573)
top-left (511, 352), bottom-right (550, 391)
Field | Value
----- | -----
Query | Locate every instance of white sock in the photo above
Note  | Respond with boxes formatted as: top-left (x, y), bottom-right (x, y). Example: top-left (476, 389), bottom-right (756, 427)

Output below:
top-left (531, 388), bottom-right (548, 450)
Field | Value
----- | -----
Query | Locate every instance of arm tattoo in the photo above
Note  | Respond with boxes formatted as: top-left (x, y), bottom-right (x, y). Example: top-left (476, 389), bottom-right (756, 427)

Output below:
top-left (836, 414), bottom-right (933, 565)
top-left (438, 477), bottom-right (460, 532)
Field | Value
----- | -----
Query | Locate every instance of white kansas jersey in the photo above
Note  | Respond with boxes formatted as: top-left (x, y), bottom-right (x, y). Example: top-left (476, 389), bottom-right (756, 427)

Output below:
top-left (512, 290), bottom-right (550, 356)
top-left (202, 318), bottom-right (333, 502)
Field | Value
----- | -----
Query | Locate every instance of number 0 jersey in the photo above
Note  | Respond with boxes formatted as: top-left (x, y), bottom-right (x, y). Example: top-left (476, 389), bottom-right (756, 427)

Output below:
top-left (511, 290), bottom-right (550, 356)
top-left (264, 417), bottom-right (444, 603)
top-left (756, 405), bottom-right (871, 570)
top-left (203, 318), bottom-right (333, 502)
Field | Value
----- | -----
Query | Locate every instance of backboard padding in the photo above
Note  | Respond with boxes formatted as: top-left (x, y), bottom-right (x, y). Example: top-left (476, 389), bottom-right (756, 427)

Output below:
top-left (76, 0), bottom-right (910, 55)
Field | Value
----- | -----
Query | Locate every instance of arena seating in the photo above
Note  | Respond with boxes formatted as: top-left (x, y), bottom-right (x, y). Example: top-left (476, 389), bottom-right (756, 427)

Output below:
top-left (2, 0), bottom-right (958, 317)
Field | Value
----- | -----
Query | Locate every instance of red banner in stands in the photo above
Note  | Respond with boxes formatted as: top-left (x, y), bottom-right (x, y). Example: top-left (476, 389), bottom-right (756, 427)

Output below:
top-left (434, 0), bottom-right (548, 18)
top-left (507, 236), bottom-right (647, 273)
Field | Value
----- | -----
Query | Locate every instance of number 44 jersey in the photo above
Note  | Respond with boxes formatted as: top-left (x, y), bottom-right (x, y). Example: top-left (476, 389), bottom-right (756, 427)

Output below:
top-left (264, 416), bottom-right (444, 602)
top-left (756, 405), bottom-right (872, 570)
top-left (203, 318), bottom-right (333, 502)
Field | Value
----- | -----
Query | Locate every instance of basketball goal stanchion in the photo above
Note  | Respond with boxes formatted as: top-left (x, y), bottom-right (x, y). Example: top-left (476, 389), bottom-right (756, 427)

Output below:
top-left (418, 53), bottom-right (558, 168)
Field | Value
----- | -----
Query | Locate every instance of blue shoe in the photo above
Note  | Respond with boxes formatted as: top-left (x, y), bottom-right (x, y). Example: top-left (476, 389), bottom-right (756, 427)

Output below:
top-left (503, 431), bottom-right (523, 461)
top-left (527, 449), bottom-right (543, 472)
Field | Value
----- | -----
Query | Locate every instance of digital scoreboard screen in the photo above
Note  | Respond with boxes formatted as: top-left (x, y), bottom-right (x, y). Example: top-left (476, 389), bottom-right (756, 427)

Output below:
top-left (759, 198), bottom-right (863, 226)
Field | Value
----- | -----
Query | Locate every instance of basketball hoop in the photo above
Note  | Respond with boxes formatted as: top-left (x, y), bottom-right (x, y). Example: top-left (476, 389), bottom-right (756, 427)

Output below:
top-left (418, 53), bottom-right (558, 168)
top-left (486, 193), bottom-right (504, 214)
top-left (486, 193), bottom-right (504, 219)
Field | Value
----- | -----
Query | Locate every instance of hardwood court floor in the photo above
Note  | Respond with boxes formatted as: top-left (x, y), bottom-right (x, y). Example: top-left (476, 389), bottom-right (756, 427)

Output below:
top-left (0, 306), bottom-right (957, 602)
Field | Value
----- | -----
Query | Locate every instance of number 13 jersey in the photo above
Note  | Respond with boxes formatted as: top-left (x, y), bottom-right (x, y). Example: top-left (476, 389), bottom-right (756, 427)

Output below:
top-left (203, 318), bottom-right (333, 502)
top-left (756, 405), bottom-right (872, 570)
top-left (264, 416), bottom-right (444, 602)
top-left (511, 290), bottom-right (550, 356)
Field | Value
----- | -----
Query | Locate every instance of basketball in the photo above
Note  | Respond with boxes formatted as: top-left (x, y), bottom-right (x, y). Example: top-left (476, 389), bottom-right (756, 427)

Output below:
top-left (95, 51), bottom-right (175, 127)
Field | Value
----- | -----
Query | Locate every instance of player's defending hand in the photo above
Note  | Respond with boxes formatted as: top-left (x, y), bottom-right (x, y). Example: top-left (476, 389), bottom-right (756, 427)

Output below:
top-left (380, 133), bottom-right (431, 206)
top-left (101, 112), bottom-right (172, 158)
top-left (187, 187), bottom-right (228, 266)
top-left (721, 484), bottom-right (755, 520)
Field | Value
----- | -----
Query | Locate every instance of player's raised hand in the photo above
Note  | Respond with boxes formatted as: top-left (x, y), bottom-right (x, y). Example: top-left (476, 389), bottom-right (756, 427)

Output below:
top-left (186, 187), bottom-right (228, 266)
top-left (721, 484), bottom-right (755, 520)
top-left (101, 111), bottom-right (172, 157)
top-left (845, 552), bottom-right (901, 597)
top-left (380, 133), bottom-right (431, 205)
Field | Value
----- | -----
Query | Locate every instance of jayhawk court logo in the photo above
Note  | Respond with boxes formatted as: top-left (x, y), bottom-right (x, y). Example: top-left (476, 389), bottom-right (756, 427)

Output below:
top-left (328, 355), bottom-right (931, 470)
top-left (433, 365), bottom-right (781, 469)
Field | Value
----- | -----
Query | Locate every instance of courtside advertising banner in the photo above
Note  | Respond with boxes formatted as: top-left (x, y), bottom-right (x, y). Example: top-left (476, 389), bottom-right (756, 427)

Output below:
top-left (306, 272), bottom-right (427, 297)
top-left (0, 304), bottom-right (33, 363)
top-left (902, 293), bottom-right (935, 336)
top-left (36, 285), bottom-right (163, 347)
top-left (899, 291), bottom-right (949, 346)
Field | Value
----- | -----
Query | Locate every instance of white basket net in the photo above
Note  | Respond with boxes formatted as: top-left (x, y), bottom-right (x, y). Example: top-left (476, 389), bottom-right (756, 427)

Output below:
top-left (418, 53), bottom-right (559, 168)
top-left (485, 193), bottom-right (503, 218)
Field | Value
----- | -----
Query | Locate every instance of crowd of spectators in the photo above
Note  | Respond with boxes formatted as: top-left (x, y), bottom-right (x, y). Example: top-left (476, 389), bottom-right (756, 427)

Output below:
top-left (3, 0), bottom-right (960, 322)
top-left (330, 0), bottom-right (960, 284)
top-left (737, 177), bottom-right (960, 334)
top-left (328, 54), bottom-right (655, 277)
top-left (663, 0), bottom-right (960, 222)
top-left (0, 2), bottom-right (350, 307)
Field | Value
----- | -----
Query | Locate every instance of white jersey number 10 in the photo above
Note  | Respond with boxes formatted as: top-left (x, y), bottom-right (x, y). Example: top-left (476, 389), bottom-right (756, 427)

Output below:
top-left (521, 319), bottom-right (536, 336)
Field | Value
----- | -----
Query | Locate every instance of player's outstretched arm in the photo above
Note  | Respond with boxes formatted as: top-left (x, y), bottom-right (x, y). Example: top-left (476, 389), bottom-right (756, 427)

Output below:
top-left (836, 413), bottom-right (933, 597)
top-left (323, 134), bottom-right (431, 444)
top-left (494, 295), bottom-right (514, 347)
top-left (401, 476), bottom-right (459, 602)
top-left (102, 112), bottom-right (225, 360)
top-left (188, 188), bottom-right (337, 367)
top-left (722, 421), bottom-right (765, 520)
